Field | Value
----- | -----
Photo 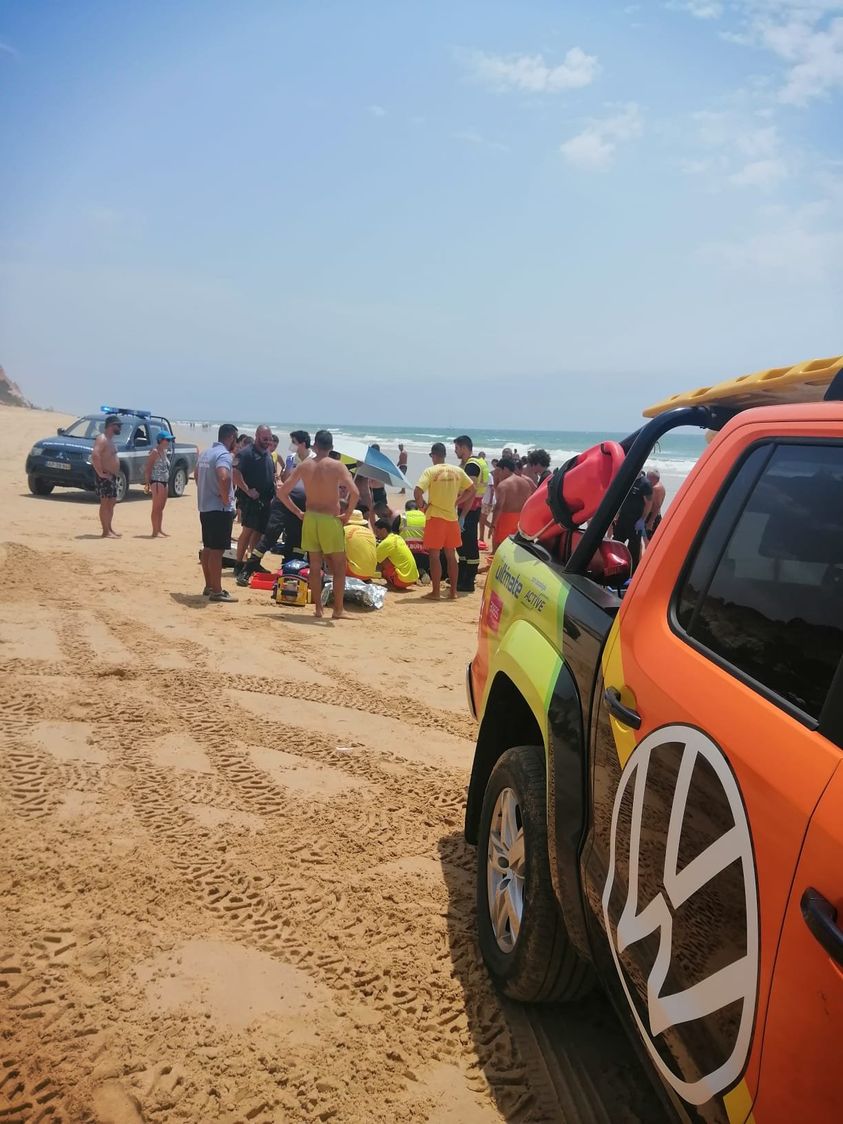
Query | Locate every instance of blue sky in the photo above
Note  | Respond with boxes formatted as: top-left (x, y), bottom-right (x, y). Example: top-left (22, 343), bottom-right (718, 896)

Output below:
top-left (1, 0), bottom-right (841, 428)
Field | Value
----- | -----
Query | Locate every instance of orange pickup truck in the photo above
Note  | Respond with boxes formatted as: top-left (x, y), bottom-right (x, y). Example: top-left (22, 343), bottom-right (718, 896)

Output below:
top-left (464, 357), bottom-right (843, 1124)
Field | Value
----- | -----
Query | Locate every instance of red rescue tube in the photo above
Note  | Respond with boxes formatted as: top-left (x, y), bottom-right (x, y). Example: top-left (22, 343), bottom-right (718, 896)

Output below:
top-left (518, 441), bottom-right (625, 545)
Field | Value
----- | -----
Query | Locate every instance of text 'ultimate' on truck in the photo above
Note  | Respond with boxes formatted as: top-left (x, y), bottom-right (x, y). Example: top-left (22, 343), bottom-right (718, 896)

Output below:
top-left (464, 356), bottom-right (843, 1124)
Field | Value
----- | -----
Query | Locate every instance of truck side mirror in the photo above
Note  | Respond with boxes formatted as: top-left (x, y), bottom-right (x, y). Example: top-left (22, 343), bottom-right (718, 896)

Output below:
top-left (57, 427), bottom-right (65, 436)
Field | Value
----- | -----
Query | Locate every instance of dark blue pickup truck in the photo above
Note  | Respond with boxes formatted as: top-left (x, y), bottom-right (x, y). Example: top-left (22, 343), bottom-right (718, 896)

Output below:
top-left (25, 409), bottom-right (199, 502)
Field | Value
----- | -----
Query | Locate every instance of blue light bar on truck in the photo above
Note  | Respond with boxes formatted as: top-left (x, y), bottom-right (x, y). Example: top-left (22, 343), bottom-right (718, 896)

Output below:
top-left (100, 406), bottom-right (152, 418)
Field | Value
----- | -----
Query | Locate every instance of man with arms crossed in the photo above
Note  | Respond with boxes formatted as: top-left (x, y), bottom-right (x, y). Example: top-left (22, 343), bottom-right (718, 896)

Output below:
top-left (491, 456), bottom-right (535, 551)
top-left (414, 443), bottom-right (473, 601)
top-left (195, 423), bottom-right (239, 603)
top-left (237, 430), bottom-right (312, 586)
top-left (277, 430), bottom-right (359, 619)
top-left (232, 424), bottom-right (276, 576)
top-left (91, 413), bottom-right (123, 538)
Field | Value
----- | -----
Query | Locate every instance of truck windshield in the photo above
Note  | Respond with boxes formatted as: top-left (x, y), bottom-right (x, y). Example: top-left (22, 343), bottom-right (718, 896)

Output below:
top-left (63, 417), bottom-right (115, 439)
top-left (63, 417), bottom-right (133, 442)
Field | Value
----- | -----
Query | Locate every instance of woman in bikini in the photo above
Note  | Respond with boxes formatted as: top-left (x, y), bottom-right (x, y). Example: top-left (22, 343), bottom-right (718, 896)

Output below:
top-left (144, 432), bottom-right (173, 537)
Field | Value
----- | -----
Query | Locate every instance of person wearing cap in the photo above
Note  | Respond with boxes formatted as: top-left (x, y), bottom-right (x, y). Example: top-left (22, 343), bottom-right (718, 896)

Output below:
top-left (91, 413), bottom-right (123, 538)
top-left (144, 430), bottom-right (174, 537)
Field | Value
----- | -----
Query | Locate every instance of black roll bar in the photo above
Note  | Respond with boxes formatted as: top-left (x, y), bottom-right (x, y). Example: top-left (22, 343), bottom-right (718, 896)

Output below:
top-left (564, 405), bottom-right (733, 575)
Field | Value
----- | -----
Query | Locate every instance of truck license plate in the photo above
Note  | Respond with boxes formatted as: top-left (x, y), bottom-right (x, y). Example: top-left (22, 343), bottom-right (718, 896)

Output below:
top-left (46, 460), bottom-right (71, 470)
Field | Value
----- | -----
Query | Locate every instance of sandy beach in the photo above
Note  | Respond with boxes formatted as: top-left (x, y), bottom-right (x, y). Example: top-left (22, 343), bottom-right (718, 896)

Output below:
top-left (0, 405), bottom-right (663, 1123)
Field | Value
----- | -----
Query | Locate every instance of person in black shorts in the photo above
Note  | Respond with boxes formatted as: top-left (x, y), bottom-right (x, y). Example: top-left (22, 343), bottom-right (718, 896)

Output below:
top-left (613, 472), bottom-right (653, 571)
top-left (368, 445), bottom-right (388, 508)
top-left (195, 423), bottom-right (239, 602)
top-left (232, 425), bottom-right (276, 575)
top-left (237, 473), bottom-right (308, 585)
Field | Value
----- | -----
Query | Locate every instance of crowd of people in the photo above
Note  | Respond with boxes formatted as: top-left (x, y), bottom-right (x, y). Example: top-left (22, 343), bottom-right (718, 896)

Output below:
top-left (91, 416), bottom-right (666, 612)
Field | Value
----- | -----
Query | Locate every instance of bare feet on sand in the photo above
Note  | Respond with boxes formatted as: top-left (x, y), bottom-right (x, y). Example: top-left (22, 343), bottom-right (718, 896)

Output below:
top-left (102, 531), bottom-right (121, 539)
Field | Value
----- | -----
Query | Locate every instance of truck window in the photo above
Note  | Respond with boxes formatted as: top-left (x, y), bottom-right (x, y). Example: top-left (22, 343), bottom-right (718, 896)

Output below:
top-left (675, 443), bottom-right (843, 721)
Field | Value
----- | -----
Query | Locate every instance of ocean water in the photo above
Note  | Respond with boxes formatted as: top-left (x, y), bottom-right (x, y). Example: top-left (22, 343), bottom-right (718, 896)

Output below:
top-left (176, 419), bottom-right (706, 479)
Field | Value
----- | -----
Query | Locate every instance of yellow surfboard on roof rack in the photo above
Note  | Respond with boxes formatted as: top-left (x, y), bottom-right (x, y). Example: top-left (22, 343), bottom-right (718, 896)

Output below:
top-left (643, 355), bottom-right (843, 417)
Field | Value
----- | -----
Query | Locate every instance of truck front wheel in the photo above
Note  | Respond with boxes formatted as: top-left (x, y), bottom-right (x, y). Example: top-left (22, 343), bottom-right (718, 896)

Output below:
top-left (28, 475), bottom-right (54, 496)
top-left (476, 745), bottom-right (592, 1003)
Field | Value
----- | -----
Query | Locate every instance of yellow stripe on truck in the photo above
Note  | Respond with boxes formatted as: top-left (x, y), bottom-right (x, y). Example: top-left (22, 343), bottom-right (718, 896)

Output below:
top-left (600, 616), bottom-right (638, 767)
top-left (488, 619), bottom-right (562, 749)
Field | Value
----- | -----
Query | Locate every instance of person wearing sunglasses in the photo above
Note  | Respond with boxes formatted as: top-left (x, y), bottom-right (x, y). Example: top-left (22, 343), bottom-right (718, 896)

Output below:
top-left (91, 414), bottom-right (123, 538)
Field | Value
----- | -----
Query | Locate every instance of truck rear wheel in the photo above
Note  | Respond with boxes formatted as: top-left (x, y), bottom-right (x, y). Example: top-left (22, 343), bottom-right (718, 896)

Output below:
top-left (168, 464), bottom-right (188, 497)
top-left (476, 745), bottom-right (592, 1003)
top-left (114, 468), bottom-right (129, 503)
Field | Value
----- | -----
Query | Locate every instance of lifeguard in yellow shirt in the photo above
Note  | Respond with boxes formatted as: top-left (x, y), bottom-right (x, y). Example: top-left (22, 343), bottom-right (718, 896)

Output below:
top-left (413, 442), bottom-right (474, 600)
top-left (343, 505), bottom-right (377, 580)
top-left (374, 520), bottom-right (419, 589)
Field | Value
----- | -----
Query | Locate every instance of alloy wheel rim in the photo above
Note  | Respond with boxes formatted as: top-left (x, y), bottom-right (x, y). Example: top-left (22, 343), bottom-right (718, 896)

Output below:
top-left (487, 786), bottom-right (526, 952)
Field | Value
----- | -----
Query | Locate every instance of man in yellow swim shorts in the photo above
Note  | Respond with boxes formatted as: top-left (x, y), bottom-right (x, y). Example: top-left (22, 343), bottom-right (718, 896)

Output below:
top-left (276, 430), bottom-right (359, 618)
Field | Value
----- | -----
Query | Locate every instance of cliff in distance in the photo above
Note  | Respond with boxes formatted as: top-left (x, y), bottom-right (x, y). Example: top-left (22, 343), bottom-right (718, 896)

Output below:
top-left (0, 366), bottom-right (33, 407)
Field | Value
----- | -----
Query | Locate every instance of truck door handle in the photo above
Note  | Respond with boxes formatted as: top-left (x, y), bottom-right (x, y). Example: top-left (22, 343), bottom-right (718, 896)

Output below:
top-left (801, 887), bottom-right (843, 967)
top-left (604, 687), bottom-right (642, 730)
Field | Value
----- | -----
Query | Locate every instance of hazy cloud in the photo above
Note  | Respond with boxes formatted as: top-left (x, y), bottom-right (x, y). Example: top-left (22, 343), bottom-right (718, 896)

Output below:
top-left (674, 1), bottom-right (843, 105)
top-left (451, 130), bottom-right (509, 152)
top-left (368, 104), bottom-right (387, 117)
top-left (667, 0), bottom-right (724, 18)
top-left (560, 103), bottom-right (643, 170)
top-left (729, 156), bottom-right (788, 187)
top-left (699, 197), bottom-right (843, 280)
top-left (464, 47), bottom-right (599, 93)
top-left (686, 109), bottom-right (790, 190)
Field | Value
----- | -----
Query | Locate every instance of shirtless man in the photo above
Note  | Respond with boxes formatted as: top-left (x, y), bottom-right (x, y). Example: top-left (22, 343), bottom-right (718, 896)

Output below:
top-left (277, 430), bottom-right (359, 618)
top-left (91, 414), bottom-right (123, 538)
top-left (491, 456), bottom-right (535, 551)
top-left (397, 443), bottom-right (408, 494)
top-left (645, 469), bottom-right (666, 538)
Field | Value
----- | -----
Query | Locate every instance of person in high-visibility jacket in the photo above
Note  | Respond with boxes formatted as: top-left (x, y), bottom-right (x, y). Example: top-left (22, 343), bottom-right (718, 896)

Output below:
top-left (374, 520), bottom-right (419, 589)
top-left (398, 503), bottom-right (429, 576)
top-left (453, 436), bottom-right (488, 592)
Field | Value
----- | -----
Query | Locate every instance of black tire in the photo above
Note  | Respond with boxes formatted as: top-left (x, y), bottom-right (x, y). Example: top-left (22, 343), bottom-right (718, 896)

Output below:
top-left (168, 463), bottom-right (188, 498)
top-left (27, 475), bottom-right (54, 496)
top-left (476, 745), bottom-right (593, 1003)
top-left (114, 468), bottom-right (129, 503)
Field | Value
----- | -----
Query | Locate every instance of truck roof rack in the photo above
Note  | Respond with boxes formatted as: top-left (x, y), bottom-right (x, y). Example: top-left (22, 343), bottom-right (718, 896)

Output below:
top-left (643, 355), bottom-right (843, 417)
top-left (99, 405), bottom-right (153, 418)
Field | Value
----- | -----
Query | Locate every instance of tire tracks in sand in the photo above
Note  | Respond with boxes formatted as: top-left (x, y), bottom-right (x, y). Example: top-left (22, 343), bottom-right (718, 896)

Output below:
top-left (0, 553), bottom-right (540, 1123)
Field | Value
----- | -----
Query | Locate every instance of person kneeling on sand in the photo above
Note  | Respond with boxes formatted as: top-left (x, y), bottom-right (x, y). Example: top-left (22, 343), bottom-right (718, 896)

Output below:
top-left (374, 520), bottom-right (419, 589)
top-left (343, 503), bottom-right (377, 580)
top-left (277, 430), bottom-right (359, 618)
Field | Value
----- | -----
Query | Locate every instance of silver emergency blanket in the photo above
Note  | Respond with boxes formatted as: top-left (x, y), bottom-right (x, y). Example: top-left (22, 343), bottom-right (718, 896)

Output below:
top-left (321, 578), bottom-right (386, 610)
